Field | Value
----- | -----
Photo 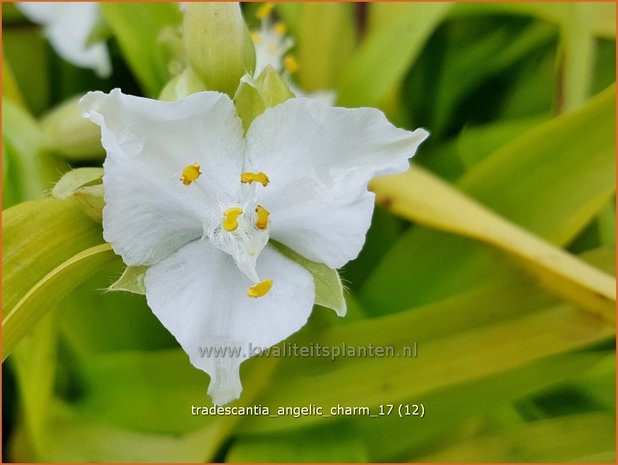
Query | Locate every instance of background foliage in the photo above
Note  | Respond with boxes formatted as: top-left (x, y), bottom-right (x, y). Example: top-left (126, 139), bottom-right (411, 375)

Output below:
top-left (2, 2), bottom-right (616, 462)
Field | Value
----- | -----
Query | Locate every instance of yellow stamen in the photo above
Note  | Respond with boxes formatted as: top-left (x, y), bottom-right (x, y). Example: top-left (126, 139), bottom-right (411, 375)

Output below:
top-left (240, 171), bottom-right (270, 187)
top-left (251, 31), bottom-right (262, 45)
top-left (283, 55), bottom-right (299, 74)
top-left (180, 163), bottom-right (201, 185)
top-left (274, 22), bottom-right (287, 36)
top-left (223, 207), bottom-right (243, 232)
top-left (247, 279), bottom-right (273, 298)
top-left (256, 2), bottom-right (274, 19)
top-left (255, 205), bottom-right (270, 230)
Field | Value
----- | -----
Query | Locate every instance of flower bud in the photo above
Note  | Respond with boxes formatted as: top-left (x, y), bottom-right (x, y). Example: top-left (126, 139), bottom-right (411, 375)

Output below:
top-left (41, 96), bottom-right (104, 161)
top-left (183, 2), bottom-right (255, 96)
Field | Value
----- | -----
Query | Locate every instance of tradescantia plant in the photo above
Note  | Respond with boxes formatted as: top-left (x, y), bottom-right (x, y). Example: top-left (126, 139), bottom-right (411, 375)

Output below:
top-left (2, 1), bottom-right (615, 462)
top-left (80, 87), bottom-right (427, 404)
top-left (75, 2), bottom-right (429, 405)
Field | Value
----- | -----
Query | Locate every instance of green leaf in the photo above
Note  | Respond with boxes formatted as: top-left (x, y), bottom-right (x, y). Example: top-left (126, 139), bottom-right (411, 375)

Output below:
top-left (417, 413), bottom-right (614, 462)
top-left (2, 100), bottom-right (66, 207)
top-left (2, 25), bottom-right (50, 114)
top-left (560, 3), bottom-right (596, 111)
top-left (273, 242), bottom-right (346, 316)
top-left (56, 260), bottom-right (175, 357)
top-left (363, 84), bottom-right (616, 314)
top-left (459, 84), bottom-right (616, 244)
top-left (2, 52), bottom-right (25, 108)
top-left (337, 3), bottom-right (450, 107)
top-left (68, 346), bottom-right (282, 457)
top-left (235, 350), bottom-right (609, 461)
top-left (107, 266), bottom-right (148, 295)
top-left (273, 3), bottom-right (302, 36)
top-left (360, 351), bottom-right (613, 461)
top-left (35, 402), bottom-right (217, 462)
top-left (75, 349), bottom-right (211, 434)
top-left (370, 167), bottom-right (616, 323)
top-left (451, 2), bottom-right (615, 39)
top-left (100, 3), bottom-right (182, 97)
top-left (238, 249), bottom-right (614, 433)
top-left (425, 20), bottom-right (556, 136)
top-left (228, 423), bottom-right (368, 462)
top-left (11, 312), bottom-right (58, 458)
top-left (456, 116), bottom-right (548, 169)
top-left (3, 243), bottom-right (116, 360)
top-left (297, 3), bottom-right (356, 91)
top-left (2, 198), bottom-right (109, 359)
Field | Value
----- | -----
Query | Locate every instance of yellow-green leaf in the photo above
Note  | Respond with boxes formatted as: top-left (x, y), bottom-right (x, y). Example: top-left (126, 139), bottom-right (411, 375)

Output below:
top-left (370, 167), bottom-right (616, 323)
top-left (2, 198), bottom-right (109, 359)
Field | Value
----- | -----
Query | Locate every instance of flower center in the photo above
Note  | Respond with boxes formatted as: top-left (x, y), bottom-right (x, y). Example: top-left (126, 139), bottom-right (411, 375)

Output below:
top-left (183, 164), bottom-right (274, 298)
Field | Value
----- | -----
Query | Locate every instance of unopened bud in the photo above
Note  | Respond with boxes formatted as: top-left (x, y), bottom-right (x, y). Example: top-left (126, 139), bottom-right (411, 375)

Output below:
top-left (183, 2), bottom-right (255, 96)
top-left (41, 96), bottom-right (104, 161)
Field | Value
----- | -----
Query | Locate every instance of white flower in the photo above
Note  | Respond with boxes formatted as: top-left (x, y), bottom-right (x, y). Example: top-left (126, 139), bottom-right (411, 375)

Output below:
top-left (250, 3), bottom-right (337, 106)
top-left (16, 2), bottom-right (111, 77)
top-left (81, 89), bottom-right (428, 405)
top-left (251, 3), bottom-right (293, 77)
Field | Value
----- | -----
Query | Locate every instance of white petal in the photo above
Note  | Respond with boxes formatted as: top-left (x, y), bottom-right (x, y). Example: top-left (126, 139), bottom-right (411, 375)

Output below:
top-left (15, 2), bottom-right (58, 23)
top-left (144, 240), bottom-right (314, 405)
top-left (81, 89), bottom-right (245, 265)
top-left (246, 98), bottom-right (429, 268)
top-left (17, 2), bottom-right (111, 77)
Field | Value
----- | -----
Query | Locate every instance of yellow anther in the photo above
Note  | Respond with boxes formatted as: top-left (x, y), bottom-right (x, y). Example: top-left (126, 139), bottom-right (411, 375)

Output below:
top-left (180, 163), bottom-right (201, 185)
top-left (240, 171), bottom-right (270, 187)
top-left (256, 2), bottom-right (274, 19)
top-left (247, 279), bottom-right (273, 298)
top-left (251, 31), bottom-right (262, 45)
top-left (274, 22), bottom-right (287, 36)
top-left (222, 207), bottom-right (243, 232)
top-left (283, 55), bottom-right (299, 74)
top-left (255, 205), bottom-right (270, 230)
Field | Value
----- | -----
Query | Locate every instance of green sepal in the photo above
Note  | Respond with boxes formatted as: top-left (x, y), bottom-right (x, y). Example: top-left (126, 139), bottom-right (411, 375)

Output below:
top-left (234, 66), bottom-right (294, 131)
top-left (52, 168), bottom-right (105, 222)
top-left (271, 242), bottom-right (346, 316)
top-left (52, 167), bottom-right (103, 199)
top-left (107, 266), bottom-right (148, 295)
top-left (73, 185), bottom-right (105, 223)
top-left (159, 67), bottom-right (207, 101)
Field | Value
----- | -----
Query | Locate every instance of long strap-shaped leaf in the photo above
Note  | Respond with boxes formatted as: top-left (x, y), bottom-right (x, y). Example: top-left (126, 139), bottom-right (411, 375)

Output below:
top-left (3, 243), bottom-right (116, 360)
top-left (370, 167), bottom-right (616, 324)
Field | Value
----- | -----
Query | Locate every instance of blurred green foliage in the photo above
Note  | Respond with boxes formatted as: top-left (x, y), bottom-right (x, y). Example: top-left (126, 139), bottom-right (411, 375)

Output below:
top-left (2, 2), bottom-right (615, 462)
